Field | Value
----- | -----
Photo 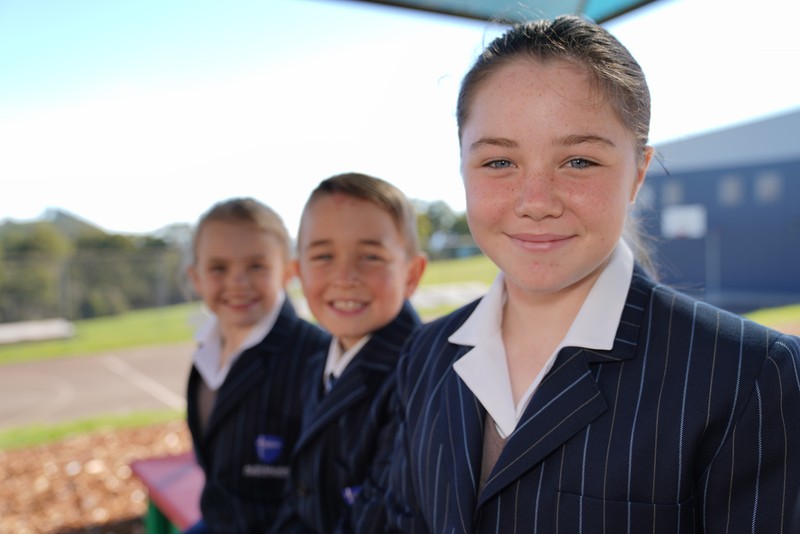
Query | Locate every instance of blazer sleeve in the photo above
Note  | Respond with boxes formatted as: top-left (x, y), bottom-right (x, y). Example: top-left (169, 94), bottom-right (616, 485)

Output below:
top-left (700, 332), bottom-right (800, 532)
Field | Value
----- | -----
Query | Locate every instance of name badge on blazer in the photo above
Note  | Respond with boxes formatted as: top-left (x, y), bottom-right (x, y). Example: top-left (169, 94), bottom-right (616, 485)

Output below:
top-left (241, 434), bottom-right (289, 479)
top-left (255, 434), bottom-right (283, 464)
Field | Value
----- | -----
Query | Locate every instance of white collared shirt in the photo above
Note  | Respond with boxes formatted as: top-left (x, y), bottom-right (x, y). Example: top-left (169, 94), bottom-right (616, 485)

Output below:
top-left (451, 241), bottom-right (634, 438)
top-left (193, 291), bottom-right (286, 391)
top-left (323, 335), bottom-right (371, 391)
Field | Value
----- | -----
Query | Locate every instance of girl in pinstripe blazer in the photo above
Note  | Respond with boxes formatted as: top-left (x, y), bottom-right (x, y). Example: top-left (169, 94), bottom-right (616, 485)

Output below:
top-left (185, 198), bottom-right (330, 533)
top-left (384, 16), bottom-right (800, 533)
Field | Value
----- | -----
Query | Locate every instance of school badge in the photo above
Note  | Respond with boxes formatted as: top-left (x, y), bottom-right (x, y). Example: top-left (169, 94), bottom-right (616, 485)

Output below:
top-left (255, 434), bottom-right (283, 464)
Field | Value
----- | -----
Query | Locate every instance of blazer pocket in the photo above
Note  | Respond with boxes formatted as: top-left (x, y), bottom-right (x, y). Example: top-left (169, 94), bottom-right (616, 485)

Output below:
top-left (554, 491), bottom-right (697, 533)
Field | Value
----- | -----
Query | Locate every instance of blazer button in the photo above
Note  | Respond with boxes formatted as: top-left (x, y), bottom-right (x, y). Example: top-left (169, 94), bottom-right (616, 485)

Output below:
top-left (296, 483), bottom-right (310, 498)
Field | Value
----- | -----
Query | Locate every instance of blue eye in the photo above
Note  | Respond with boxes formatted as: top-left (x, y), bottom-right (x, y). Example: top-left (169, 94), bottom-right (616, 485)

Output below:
top-left (487, 159), bottom-right (514, 169)
top-left (567, 158), bottom-right (594, 169)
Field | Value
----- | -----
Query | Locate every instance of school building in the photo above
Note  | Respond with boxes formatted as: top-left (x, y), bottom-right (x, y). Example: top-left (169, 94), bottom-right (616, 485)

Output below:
top-left (639, 108), bottom-right (800, 313)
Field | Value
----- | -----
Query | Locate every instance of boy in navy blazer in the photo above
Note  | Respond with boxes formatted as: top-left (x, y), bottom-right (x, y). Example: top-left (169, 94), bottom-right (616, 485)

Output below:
top-left (184, 198), bottom-right (329, 533)
top-left (271, 173), bottom-right (426, 533)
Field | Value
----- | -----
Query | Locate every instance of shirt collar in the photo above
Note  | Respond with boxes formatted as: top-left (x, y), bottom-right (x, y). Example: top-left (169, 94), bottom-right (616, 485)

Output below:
top-left (193, 291), bottom-right (286, 391)
top-left (323, 335), bottom-right (371, 391)
top-left (451, 241), bottom-right (634, 437)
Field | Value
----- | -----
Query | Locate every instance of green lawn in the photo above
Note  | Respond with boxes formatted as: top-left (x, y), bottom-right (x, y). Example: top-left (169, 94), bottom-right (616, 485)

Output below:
top-left (0, 302), bottom-right (202, 366)
top-left (419, 254), bottom-right (498, 286)
top-left (743, 303), bottom-right (800, 333)
top-left (0, 255), bottom-right (500, 367)
top-left (3, 254), bottom-right (799, 367)
top-left (0, 409), bottom-right (183, 450)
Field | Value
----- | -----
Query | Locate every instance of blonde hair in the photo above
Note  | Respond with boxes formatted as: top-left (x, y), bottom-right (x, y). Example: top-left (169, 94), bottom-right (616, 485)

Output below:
top-left (191, 197), bottom-right (291, 264)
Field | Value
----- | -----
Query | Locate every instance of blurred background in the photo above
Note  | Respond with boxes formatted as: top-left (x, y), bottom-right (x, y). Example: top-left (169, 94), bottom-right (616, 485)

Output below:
top-left (2, 0), bottom-right (798, 324)
top-left (1, 0), bottom-right (799, 531)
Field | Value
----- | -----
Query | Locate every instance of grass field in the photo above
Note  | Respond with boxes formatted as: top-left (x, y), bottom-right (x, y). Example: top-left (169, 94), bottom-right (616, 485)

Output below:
top-left (0, 255), bottom-right (498, 366)
top-left (0, 302), bottom-right (202, 366)
top-left (0, 409), bottom-right (182, 450)
top-left (3, 253), bottom-right (799, 367)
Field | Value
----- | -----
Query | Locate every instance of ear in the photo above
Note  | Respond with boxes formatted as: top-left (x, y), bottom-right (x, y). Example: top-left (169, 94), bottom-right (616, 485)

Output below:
top-left (186, 264), bottom-right (203, 298)
top-left (279, 259), bottom-right (295, 288)
top-left (403, 253), bottom-right (428, 298)
top-left (186, 264), bottom-right (198, 288)
top-left (287, 258), bottom-right (301, 285)
top-left (630, 145), bottom-right (654, 203)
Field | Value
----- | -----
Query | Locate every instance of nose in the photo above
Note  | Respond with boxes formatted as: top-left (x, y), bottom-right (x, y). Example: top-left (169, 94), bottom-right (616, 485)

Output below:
top-left (228, 266), bottom-right (249, 287)
top-left (513, 169), bottom-right (563, 220)
top-left (332, 259), bottom-right (359, 286)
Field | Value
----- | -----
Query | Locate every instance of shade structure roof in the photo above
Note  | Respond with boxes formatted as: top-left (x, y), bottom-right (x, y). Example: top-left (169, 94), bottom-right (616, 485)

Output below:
top-left (347, 0), bottom-right (657, 23)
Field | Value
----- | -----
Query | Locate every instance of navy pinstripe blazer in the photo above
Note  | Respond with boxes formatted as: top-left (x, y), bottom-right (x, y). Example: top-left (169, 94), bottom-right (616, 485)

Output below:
top-left (272, 300), bottom-right (421, 534)
top-left (385, 269), bottom-right (800, 533)
top-left (186, 299), bottom-right (330, 533)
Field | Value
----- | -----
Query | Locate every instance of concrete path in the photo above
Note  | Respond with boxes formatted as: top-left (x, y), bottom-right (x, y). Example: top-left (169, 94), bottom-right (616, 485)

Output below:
top-left (0, 282), bottom-right (490, 432)
top-left (0, 343), bottom-right (193, 432)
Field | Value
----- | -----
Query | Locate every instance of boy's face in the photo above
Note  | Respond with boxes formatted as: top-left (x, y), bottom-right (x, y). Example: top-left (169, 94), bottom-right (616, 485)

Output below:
top-left (295, 194), bottom-right (425, 351)
top-left (188, 220), bottom-right (291, 341)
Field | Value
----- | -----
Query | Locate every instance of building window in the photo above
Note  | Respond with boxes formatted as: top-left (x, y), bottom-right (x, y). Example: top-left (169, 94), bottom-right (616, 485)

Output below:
top-left (661, 204), bottom-right (707, 239)
top-left (718, 175), bottom-right (744, 206)
top-left (754, 171), bottom-right (782, 204)
top-left (661, 180), bottom-right (683, 205)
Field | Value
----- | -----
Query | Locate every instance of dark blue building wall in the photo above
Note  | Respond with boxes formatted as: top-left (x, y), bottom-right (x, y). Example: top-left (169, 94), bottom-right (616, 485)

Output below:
top-left (639, 157), bottom-right (800, 312)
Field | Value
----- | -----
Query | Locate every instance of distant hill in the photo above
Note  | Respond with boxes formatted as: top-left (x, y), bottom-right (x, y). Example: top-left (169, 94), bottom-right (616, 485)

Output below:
top-left (0, 210), bottom-right (193, 247)
top-left (0, 209), bottom-right (103, 241)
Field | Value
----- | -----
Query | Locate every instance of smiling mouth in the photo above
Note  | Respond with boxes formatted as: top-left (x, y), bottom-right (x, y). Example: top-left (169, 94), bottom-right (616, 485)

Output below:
top-left (507, 233), bottom-right (574, 250)
top-left (226, 297), bottom-right (256, 307)
top-left (331, 300), bottom-right (366, 312)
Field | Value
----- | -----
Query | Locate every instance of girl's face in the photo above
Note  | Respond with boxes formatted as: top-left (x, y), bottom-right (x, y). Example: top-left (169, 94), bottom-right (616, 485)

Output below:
top-left (460, 58), bottom-right (652, 303)
top-left (188, 221), bottom-right (290, 342)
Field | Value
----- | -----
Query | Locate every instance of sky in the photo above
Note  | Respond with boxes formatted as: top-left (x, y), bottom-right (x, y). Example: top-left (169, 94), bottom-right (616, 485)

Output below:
top-left (1, 0), bottom-right (799, 237)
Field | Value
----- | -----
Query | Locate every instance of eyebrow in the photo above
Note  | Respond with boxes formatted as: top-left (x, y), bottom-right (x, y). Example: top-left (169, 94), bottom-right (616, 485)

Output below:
top-left (305, 238), bottom-right (386, 249)
top-left (557, 134), bottom-right (616, 148)
top-left (468, 134), bottom-right (616, 152)
top-left (468, 137), bottom-right (517, 152)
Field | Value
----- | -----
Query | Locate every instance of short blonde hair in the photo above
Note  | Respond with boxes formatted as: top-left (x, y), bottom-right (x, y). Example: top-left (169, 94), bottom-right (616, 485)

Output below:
top-left (191, 197), bottom-right (291, 264)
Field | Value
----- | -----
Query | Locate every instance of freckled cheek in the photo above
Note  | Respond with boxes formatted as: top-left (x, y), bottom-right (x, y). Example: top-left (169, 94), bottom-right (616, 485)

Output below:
top-left (572, 190), bottom-right (629, 239)
top-left (567, 182), bottom-right (626, 211)
top-left (465, 182), bottom-right (511, 221)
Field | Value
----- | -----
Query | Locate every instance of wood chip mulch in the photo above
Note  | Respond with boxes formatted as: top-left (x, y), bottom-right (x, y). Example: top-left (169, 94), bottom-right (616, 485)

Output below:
top-left (0, 420), bottom-right (192, 534)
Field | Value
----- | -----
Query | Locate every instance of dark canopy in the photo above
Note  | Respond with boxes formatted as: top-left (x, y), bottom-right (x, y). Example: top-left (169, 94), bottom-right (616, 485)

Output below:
top-left (347, 0), bottom-right (657, 23)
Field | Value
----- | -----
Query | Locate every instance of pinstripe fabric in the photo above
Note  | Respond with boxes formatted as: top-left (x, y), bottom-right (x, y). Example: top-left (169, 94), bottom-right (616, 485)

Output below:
top-left (186, 299), bottom-right (330, 533)
top-left (386, 268), bottom-right (800, 533)
top-left (272, 300), bottom-right (421, 534)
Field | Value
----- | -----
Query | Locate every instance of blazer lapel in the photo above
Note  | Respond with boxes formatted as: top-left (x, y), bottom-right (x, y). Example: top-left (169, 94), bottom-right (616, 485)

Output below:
top-left (478, 345), bottom-right (606, 504)
top-left (204, 350), bottom-right (267, 436)
top-left (297, 362), bottom-right (371, 448)
top-left (439, 356), bottom-right (485, 526)
top-left (296, 301), bottom-right (421, 449)
top-left (205, 300), bottom-right (297, 435)
top-left (477, 267), bottom-right (651, 505)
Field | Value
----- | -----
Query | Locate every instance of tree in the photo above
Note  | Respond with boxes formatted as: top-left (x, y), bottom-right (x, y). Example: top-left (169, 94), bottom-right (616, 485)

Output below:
top-left (0, 223), bottom-right (71, 321)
